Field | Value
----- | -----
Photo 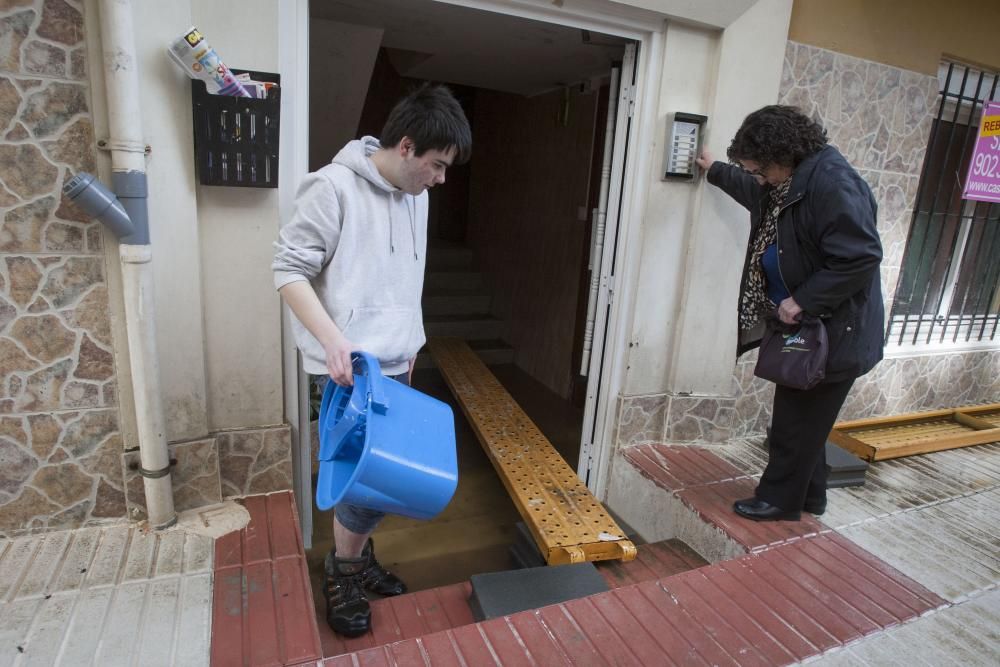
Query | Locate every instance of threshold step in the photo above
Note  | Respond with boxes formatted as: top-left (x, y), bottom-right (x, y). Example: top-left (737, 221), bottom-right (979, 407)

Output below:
top-left (422, 291), bottom-right (492, 315)
top-left (425, 270), bottom-right (483, 291)
top-left (468, 562), bottom-right (609, 621)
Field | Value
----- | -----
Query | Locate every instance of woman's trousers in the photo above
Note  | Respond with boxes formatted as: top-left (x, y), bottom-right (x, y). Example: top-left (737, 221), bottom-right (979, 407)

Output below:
top-left (755, 377), bottom-right (855, 511)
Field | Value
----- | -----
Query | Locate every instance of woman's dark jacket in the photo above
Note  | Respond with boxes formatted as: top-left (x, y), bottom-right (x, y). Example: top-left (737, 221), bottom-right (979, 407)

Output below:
top-left (707, 145), bottom-right (884, 383)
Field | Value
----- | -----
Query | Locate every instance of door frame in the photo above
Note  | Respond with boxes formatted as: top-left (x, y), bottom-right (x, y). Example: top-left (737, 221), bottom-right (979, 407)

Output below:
top-left (279, 0), bottom-right (313, 546)
top-left (429, 2), bottom-right (667, 503)
top-left (279, 1), bottom-right (666, 544)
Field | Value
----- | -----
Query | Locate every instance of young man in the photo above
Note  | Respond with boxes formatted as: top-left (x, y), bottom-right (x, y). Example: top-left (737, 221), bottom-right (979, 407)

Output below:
top-left (272, 84), bottom-right (471, 636)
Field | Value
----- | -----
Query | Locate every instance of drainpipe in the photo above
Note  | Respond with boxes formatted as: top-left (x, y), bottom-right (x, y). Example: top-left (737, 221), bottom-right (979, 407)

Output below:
top-left (65, 0), bottom-right (175, 528)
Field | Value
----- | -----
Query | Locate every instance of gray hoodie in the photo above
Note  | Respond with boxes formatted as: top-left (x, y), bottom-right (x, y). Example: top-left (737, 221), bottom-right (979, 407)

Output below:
top-left (273, 137), bottom-right (428, 376)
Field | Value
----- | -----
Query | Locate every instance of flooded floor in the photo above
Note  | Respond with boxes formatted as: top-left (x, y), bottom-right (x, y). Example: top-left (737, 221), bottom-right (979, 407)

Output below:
top-left (305, 364), bottom-right (583, 613)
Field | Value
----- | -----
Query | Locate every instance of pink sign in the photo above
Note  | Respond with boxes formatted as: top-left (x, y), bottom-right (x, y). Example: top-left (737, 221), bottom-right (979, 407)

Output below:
top-left (963, 101), bottom-right (1000, 203)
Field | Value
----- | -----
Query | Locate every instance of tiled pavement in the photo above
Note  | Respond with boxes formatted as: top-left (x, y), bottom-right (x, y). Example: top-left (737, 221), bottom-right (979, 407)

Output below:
top-left (626, 438), bottom-right (1000, 665)
top-left (2, 439), bottom-right (998, 665)
top-left (0, 522), bottom-right (214, 666)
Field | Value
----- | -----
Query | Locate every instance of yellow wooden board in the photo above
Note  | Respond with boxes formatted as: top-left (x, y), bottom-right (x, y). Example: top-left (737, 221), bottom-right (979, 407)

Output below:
top-left (830, 403), bottom-right (1000, 462)
top-left (428, 337), bottom-right (636, 565)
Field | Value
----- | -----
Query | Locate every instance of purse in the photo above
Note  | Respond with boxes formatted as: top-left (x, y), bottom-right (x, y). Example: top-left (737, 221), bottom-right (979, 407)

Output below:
top-left (753, 313), bottom-right (828, 390)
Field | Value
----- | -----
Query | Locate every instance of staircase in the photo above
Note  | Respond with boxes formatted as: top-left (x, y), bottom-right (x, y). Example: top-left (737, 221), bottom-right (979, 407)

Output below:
top-left (418, 240), bottom-right (513, 369)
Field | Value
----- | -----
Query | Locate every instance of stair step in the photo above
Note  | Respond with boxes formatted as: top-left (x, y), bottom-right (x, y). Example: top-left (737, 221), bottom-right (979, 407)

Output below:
top-left (425, 244), bottom-right (476, 270)
top-left (416, 338), bottom-right (513, 369)
top-left (422, 291), bottom-right (492, 316)
top-left (424, 313), bottom-right (506, 340)
top-left (469, 563), bottom-right (609, 621)
top-left (425, 270), bottom-right (483, 291)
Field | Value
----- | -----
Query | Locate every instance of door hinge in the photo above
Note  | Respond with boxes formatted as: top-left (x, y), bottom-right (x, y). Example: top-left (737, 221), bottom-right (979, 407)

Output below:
top-left (626, 85), bottom-right (636, 118)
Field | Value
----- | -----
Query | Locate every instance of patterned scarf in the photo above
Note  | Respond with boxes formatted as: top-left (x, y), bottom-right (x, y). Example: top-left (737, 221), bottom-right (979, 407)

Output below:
top-left (739, 177), bottom-right (792, 331)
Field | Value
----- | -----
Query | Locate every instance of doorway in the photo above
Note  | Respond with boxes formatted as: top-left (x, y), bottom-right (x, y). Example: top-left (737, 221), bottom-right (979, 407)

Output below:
top-left (301, 0), bottom-right (641, 601)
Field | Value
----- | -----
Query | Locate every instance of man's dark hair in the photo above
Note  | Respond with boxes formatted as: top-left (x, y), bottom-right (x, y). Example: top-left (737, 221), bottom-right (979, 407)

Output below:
top-left (726, 105), bottom-right (828, 168)
top-left (380, 84), bottom-right (472, 165)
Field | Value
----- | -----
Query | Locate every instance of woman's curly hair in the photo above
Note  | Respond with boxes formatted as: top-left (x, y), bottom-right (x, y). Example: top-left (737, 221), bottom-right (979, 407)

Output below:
top-left (726, 105), bottom-right (828, 168)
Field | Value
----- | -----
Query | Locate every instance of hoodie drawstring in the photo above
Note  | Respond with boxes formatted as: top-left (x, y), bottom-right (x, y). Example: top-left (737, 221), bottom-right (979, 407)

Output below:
top-left (408, 196), bottom-right (417, 261)
top-left (388, 193), bottom-right (418, 261)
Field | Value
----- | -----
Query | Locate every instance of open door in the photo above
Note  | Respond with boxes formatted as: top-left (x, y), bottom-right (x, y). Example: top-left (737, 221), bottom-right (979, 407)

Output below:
top-left (578, 43), bottom-right (636, 490)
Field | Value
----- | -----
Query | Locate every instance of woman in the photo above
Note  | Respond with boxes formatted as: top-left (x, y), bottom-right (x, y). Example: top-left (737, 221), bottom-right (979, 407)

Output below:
top-left (695, 105), bottom-right (884, 521)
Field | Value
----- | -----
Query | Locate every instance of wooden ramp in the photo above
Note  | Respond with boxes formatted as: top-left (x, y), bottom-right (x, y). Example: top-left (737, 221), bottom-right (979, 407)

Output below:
top-left (829, 403), bottom-right (1000, 462)
top-left (428, 337), bottom-right (636, 565)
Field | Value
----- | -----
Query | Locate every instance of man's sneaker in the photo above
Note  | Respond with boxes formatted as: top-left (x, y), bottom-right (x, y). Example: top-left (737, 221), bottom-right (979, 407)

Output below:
top-left (360, 538), bottom-right (407, 597)
top-left (323, 553), bottom-right (371, 637)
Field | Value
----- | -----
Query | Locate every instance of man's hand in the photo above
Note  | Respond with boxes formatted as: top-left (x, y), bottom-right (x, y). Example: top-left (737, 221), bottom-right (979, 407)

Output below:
top-left (325, 333), bottom-right (355, 386)
top-left (778, 296), bottom-right (803, 325)
top-left (408, 356), bottom-right (416, 385)
top-left (695, 150), bottom-right (715, 172)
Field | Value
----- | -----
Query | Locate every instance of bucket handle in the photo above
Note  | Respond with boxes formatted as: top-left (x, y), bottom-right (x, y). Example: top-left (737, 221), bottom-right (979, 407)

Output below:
top-left (316, 351), bottom-right (389, 462)
top-left (319, 376), bottom-right (371, 461)
top-left (351, 351), bottom-right (389, 415)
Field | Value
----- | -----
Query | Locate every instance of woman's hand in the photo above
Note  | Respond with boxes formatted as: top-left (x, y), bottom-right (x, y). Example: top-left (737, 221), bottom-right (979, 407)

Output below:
top-left (695, 151), bottom-right (715, 171)
top-left (778, 296), bottom-right (803, 325)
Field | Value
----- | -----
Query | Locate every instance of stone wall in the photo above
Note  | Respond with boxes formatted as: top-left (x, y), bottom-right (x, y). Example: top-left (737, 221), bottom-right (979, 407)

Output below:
top-left (616, 41), bottom-right (1000, 449)
top-left (0, 0), bottom-right (128, 535)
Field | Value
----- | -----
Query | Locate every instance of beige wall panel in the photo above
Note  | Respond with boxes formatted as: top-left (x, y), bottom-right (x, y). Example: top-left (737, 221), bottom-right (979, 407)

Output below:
top-left (789, 0), bottom-right (1000, 75)
top-left (193, 1), bottom-right (284, 431)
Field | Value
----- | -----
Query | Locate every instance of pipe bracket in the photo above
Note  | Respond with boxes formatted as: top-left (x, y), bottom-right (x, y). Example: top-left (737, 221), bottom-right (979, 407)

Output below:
top-left (97, 139), bottom-right (151, 155)
top-left (139, 464), bottom-right (172, 479)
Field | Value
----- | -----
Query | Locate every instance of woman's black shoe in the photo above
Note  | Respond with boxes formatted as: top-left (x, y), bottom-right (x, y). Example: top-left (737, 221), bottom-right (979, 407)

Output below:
top-left (733, 497), bottom-right (802, 521)
top-left (323, 554), bottom-right (371, 637)
top-left (803, 499), bottom-right (827, 515)
top-left (360, 539), bottom-right (407, 597)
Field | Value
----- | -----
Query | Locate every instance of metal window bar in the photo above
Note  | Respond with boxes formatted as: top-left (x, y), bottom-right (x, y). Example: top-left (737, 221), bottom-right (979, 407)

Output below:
top-left (888, 61), bottom-right (1000, 344)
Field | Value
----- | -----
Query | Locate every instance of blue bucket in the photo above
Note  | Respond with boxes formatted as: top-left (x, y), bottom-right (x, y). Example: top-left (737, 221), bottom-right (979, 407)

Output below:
top-left (315, 351), bottom-right (458, 520)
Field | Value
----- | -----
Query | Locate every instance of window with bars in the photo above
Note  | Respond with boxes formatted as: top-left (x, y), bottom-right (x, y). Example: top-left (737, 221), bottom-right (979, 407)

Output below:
top-left (887, 61), bottom-right (1000, 346)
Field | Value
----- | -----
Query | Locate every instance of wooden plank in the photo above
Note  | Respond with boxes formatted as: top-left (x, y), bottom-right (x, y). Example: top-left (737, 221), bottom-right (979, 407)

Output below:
top-left (831, 403), bottom-right (1000, 462)
top-left (966, 410), bottom-right (1000, 428)
top-left (833, 403), bottom-right (1000, 430)
top-left (869, 430), bottom-right (1000, 461)
top-left (828, 429), bottom-right (877, 461)
top-left (428, 337), bottom-right (635, 564)
top-left (953, 412), bottom-right (997, 431)
top-left (957, 404), bottom-right (1000, 418)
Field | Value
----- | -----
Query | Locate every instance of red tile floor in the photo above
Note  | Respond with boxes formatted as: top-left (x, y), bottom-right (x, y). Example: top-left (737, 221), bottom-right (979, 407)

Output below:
top-left (211, 445), bottom-right (949, 667)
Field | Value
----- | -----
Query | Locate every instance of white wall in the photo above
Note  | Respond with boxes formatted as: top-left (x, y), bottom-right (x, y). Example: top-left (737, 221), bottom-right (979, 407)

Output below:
top-left (624, 0), bottom-right (793, 396)
top-left (609, 0), bottom-right (756, 28)
top-left (624, 21), bottom-right (717, 395)
top-left (665, 0), bottom-right (792, 396)
top-left (128, 0), bottom-right (210, 440)
top-left (192, 0), bottom-right (284, 430)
